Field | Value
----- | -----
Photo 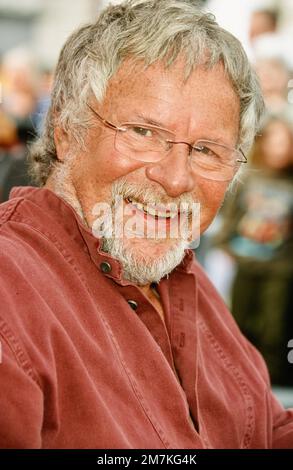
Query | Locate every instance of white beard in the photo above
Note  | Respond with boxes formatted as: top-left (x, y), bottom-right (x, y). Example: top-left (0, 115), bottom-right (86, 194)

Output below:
top-left (101, 178), bottom-right (192, 285)
top-left (50, 165), bottom-right (195, 286)
top-left (102, 235), bottom-right (189, 285)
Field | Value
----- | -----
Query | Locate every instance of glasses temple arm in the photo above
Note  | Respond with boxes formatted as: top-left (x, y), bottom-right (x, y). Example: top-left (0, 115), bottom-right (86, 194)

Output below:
top-left (86, 103), bottom-right (118, 131)
top-left (238, 148), bottom-right (247, 163)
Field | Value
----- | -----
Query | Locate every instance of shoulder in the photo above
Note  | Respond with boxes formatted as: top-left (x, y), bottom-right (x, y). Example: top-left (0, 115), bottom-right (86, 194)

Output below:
top-left (0, 194), bottom-right (23, 227)
top-left (189, 257), bottom-right (271, 383)
top-left (0, 194), bottom-right (61, 324)
top-left (189, 256), bottom-right (245, 336)
top-left (0, 196), bottom-right (51, 275)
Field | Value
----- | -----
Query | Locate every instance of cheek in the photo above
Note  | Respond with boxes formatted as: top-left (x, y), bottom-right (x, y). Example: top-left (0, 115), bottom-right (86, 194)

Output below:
top-left (196, 178), bottom-right (228, 203)
top-left (78, 139), bottom-right (144, 185)
top-left (195, 179), bottom-right (228, 225)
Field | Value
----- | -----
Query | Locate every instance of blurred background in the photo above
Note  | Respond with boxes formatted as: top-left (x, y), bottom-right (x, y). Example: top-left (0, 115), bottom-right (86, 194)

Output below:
top-left (0, 0), bottom-right (292, 405)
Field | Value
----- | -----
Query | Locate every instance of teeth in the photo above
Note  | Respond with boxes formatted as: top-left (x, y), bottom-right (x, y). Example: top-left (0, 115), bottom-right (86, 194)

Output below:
top-left (167, 211), bottom-right (178, 219)
top-left (135, 202), bottom-right (144, 211)
top-left (126, 198), bottom-right (179, 219)
top-left (145, 206), bottom-right (157, 217)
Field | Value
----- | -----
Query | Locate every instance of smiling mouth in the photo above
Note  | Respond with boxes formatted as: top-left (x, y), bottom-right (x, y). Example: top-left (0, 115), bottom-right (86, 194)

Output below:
top-left (125, 197), bottom-right (182, 220)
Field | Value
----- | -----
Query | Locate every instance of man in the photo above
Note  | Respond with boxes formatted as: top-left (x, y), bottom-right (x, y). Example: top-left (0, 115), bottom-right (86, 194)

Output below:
top-left (249, 9), bottom-right (278, 45)
top-left (0, 0), bottom-right (292, 449)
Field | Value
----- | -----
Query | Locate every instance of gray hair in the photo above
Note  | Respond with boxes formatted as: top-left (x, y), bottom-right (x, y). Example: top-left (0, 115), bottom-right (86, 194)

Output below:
top-left (29, 0), bottom-right (265, 185)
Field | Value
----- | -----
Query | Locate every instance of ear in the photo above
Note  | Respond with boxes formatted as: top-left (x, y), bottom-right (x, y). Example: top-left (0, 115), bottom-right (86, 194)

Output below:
top-left (54, 127), bottom-right (71, 161)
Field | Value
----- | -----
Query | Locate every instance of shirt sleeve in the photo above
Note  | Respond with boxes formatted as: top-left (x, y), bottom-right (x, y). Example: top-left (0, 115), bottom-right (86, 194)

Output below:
top-left (243, 336), bottom-right (293, 448)
top-left (0, 337), bottom-right (43, 448)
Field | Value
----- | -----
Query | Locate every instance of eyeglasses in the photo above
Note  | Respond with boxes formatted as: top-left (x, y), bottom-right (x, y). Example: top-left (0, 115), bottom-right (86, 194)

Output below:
top-left (87, 103), bottom-right (247, 181)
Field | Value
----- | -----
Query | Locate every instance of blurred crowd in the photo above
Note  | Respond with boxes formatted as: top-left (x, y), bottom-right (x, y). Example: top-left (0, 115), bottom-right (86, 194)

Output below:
top-left (0, 47), bottom-right (52, 201)
top-left (0, 1), bottom-right (292, 386)
top-left (202, 1), bottom-right (293, 386)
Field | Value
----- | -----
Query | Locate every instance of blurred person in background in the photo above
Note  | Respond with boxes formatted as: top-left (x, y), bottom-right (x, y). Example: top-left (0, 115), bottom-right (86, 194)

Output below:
top-left (0, 48), bottom-right (38, 200)
top-left (1, 47), bottom-right (38, 120)
top-left (245, 4), bottom-right (293, 119)
top-left (216, 115), bottom-right (293, 386)
top-left (0, 110), bottom-right (17, 201)
top-left (248, 4), bottom-right (293, 75)
top-left (254, 57), bottom-right (293, 117)
top-left (34, 67), bottom-right (53, 135)
top-left (249, 8), bottom-right (278, 45)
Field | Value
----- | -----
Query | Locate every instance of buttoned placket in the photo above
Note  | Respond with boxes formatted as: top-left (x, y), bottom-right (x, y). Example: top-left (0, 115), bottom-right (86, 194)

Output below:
top-left (113, 282), bottom-right (177, 374)
top-left (97, 253), bottom-right (202, 433)
top-left (78, 226), bottom-right (204, 444)
top-left (165, 270), bottom-right (200, 433)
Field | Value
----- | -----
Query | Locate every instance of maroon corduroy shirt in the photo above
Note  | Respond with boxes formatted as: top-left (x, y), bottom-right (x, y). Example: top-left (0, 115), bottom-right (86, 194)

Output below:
top-left (0, 186), bottom-right (292, 449)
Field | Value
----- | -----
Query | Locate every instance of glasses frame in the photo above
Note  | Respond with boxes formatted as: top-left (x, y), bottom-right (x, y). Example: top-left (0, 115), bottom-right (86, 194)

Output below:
top-left (86, 103), bottom-right (247, 165)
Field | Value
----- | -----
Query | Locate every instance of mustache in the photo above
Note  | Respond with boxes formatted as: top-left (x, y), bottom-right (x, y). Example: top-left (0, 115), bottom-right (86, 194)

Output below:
top-left (111, 178), bottom-right (196, 207)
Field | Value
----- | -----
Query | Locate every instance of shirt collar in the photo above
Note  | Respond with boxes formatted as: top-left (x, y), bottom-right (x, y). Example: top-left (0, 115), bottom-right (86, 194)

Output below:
top-left (10, 186), bottom-right (195, 284)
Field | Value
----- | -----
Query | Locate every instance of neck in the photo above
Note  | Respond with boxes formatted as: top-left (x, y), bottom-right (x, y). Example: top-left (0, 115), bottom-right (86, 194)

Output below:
top-left (45, 168), bottom-right (86, 224)
top-left (139, 284), bottom-right (165, 323)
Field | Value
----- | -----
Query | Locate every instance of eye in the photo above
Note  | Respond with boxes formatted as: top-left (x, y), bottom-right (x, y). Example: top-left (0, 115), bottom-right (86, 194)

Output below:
top-left (132, 126), bottom-right (154, 138)
top-left (195, 144), bottom-right (219, 159)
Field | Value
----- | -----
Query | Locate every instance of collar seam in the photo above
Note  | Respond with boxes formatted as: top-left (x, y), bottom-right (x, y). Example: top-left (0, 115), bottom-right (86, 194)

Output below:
top-left (8, 214), bottom-right (93, 297)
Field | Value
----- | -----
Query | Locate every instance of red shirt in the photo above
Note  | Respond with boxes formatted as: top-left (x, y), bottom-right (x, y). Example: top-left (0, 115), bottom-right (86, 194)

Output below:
top-left (0, 186), bottom-right (292, 449)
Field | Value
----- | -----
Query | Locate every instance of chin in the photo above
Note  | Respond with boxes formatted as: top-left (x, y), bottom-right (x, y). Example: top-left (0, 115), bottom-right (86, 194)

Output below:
top-left (124, 236), bottom-right (181, 257)
top-left (102, 236), bottom-right (189, 285)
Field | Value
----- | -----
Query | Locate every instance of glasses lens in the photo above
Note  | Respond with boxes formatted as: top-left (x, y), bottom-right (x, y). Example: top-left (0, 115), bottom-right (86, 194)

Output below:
top-left (191, 140), bottom-right (241, 181)
top-left (115, 125), bottom-right (174, 162)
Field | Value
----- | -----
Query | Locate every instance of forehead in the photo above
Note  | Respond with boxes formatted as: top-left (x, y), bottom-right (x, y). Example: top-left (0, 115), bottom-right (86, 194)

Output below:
top-left (104, 58), bottom-right (237, 104)
top-left (100, 58), bottom-right (240, 139)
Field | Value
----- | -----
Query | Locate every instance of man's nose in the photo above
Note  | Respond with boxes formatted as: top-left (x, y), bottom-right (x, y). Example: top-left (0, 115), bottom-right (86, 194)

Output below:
top-left (145, 144), bottom-right (196, 197)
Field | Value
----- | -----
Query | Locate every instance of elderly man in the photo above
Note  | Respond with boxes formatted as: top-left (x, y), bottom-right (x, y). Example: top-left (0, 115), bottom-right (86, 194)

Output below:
top-left (0, 0), bottom-right (292, 449)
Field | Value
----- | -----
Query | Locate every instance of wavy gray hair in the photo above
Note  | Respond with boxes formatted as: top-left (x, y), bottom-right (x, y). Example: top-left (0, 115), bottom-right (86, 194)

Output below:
top-left (29, 0), bottom-right (265, 185)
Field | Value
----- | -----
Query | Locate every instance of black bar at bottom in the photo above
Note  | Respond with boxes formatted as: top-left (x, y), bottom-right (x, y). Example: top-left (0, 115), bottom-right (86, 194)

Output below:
top-left (0, 449), bottom-right (292, 467)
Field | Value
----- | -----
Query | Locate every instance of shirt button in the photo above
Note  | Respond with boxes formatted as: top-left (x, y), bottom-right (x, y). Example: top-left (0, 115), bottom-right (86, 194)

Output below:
top-left (127, 300), bottom-right (138, 311)
top-left (100, 261), bottom-right (112, 274)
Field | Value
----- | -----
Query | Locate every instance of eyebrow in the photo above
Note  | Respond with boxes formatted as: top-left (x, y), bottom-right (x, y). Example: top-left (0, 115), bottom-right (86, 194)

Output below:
top-left (130, 112), bottom-right (171, 129)
top-left (125, 112), bottom-right (236, 147)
